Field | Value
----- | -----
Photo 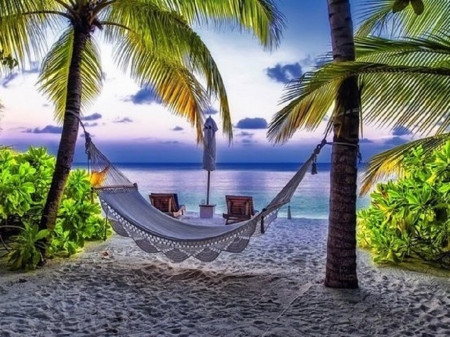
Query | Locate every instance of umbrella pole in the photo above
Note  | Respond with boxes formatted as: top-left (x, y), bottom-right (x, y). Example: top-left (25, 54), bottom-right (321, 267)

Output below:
top-left (206, 170), bottom-right (211, 205)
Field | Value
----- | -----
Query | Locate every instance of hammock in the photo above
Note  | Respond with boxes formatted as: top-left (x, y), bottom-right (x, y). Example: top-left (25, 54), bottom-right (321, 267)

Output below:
top-left (85, 135), bottom-right (327, 262)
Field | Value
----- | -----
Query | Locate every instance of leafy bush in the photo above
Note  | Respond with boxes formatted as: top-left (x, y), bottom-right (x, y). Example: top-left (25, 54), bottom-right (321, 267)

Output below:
top-left (0, 147), bottom-right (108, 270)
top-left (357, 142), bottom-right (450, 268)
top-left (5, 223), bottom-right (50, 271)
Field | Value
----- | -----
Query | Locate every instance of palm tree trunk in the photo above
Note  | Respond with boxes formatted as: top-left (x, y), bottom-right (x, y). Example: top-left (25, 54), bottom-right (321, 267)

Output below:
top-left (325, 0), bottom-right (360, 288)
top-left (39, 30), bottom-right (89, 237)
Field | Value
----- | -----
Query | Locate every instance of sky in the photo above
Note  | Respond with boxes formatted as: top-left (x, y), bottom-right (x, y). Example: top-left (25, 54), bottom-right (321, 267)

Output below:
top-left (0, 0), bottom-right (414, 164)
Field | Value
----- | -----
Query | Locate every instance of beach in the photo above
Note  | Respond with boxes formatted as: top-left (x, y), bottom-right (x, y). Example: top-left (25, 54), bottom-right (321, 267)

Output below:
top-left (1, 215), bottom-right (450, 337)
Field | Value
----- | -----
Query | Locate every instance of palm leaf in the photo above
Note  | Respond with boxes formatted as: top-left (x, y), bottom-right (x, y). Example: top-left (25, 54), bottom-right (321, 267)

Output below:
top-left (268, 61), bottom-right (450, 144)
top-left (158, 0), bottom-right (285, 50)
top-left (356, 0), bottom-right (450, 38)
top-left (113, 42), bottom-right (210, 142)
top-left (36, 28), bottom-right (103, 122)
top-left (355, 35), bottom-right (450, 67)
top-left (360, 133), bottom-right (450, 195)
top-left (0, 1), bottom-right (49, 63)
top-left (267, 71), bottom-right (337, 143)
top-left (102, 1), bottom-right (233, 141)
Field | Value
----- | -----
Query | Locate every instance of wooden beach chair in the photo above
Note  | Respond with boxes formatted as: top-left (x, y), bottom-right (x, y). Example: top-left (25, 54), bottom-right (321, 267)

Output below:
top-left (222, 195), bottom-right (257, 225)
top-left (149, 193), bottom-right (186, 218)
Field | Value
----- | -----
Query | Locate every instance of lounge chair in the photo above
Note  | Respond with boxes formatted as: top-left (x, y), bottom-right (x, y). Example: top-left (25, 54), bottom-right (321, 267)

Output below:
top-left (222, 195), bottom-right (257, 225)
top-left (149, 193), bottom-right (186, 218)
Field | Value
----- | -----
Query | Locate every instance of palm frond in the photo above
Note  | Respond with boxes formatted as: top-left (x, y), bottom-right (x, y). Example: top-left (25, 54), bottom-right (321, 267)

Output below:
top-left (0, 1), bottom-right (67, 65)
top-left (119, 51), bottom-right (209, 143)
top-left (159, 0), bottom-right (286, 50)
top-left (355, 35), bottom-right (450, 67)
top-left (357, 65), bottom-right (450, 135)
top-left (271, 61), bottom-right (450, 142)
top-left (356, 0), bottom-right (450, 38)
top-left (37, 29), bottom-right (103, 122)
top-left (360, 133), bottom-right (450, 195)
top-left (102, 1), bottom-right (233, 141)
top-left (267, 72), bottom-right (337, 143)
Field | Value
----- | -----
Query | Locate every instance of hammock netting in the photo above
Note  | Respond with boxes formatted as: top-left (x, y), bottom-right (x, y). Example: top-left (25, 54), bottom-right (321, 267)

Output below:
top-left (85, 135), bottom-right (324, 262)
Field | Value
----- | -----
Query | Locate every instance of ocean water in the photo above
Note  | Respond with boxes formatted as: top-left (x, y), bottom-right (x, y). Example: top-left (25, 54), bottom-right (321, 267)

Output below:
top-left (84, 162), bottom-right (372, 220)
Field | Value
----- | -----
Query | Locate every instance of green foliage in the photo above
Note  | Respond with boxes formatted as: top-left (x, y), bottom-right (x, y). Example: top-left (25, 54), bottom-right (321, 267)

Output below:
top-left (358, 141), bottom-right (450, 268)
top-left (51, 169), bottom-right (108, 256)
top-left (5, 223), bottom-right (50, 271)
top-left (0, 147), bottom-right (108, 270)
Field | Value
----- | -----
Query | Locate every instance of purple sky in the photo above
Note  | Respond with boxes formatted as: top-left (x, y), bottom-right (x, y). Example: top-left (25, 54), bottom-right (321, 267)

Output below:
top-left (0, 1), bottom-right (413, 163)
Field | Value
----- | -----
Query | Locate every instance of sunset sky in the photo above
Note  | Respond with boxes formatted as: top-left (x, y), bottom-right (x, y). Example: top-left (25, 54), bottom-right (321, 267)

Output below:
top-left (0, 1), bottom-right (413, 163)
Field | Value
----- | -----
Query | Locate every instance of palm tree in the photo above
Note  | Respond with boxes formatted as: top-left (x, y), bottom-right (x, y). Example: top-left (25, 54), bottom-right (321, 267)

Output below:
top-left (0, 0), bottom-right (285, 258)
top-left (268, 0), bottom-right (360, 289)
top-left (268, 0), bottom-right (450, 287)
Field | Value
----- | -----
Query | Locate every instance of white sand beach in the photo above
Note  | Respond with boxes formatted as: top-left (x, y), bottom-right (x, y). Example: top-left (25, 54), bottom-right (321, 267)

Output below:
top-left (1, 215), bottom-right (450, 337)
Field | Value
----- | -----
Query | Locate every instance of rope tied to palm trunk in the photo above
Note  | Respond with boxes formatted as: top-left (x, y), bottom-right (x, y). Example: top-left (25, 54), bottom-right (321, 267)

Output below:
top-left (311, 137), bottom-right (362, 175)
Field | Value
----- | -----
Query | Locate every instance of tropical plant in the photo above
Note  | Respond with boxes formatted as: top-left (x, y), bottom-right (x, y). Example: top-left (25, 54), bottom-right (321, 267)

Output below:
top-left (0, 147), bottom-right (106, 270)
top-left (0, 1), bottom-right (285, 262)
top-left (268, 0), bottom-right (360, 288)
top-left (6, 223), bottom-right (50, 271)
top-left (358, 141), bottom-right (450, 268)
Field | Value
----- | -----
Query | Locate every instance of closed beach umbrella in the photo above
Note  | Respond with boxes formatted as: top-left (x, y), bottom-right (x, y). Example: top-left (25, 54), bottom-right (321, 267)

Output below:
top-left (202, 116), bottom-right (218, 205)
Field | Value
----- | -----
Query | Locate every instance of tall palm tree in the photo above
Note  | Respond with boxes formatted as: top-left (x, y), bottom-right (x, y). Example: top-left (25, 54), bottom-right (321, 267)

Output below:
top-left (0, 0), bottom-right (285, 256)
top-left (268, 0), bottom-right (450, 286)
top-left (268, 0), bottom-right (360, 289)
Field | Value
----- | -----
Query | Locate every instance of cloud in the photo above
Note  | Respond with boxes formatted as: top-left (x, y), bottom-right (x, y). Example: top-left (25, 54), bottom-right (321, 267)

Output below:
top-left (235, 131), bottom-right (255, 145)
top-left (114, 117), bottom-right (133, 123)
top-left (384, 136), bottom-right (408, 146)
top-left (299, 55), bottom-right (315, 68)
top-left (26, 62), bottom-right (40, 73)
top-left (235, 118), bottom-right (267, 129)
top-left (84, 122), bottom-right (98, 127)
top-left (172, 126), bottom-right (183, 131)
top-left (236, 131), bottom-right (254, 137)
top-left (266, 62), bottom-right (302, 84)
top-left (392, 126), bottom-right (412, 136)
top-left (359, 138), bottom-right (374, 144)
top-left (126, 87), bottom-right (161, 105)
top-left (241, 138), bottom-right (258, 146)
top-left (1, 62), bottom-right (40, 88)
top-left (1, 73), bottom-right (19, 88)
top-left (204, 107), bottom-right (219, 115)
top-left (23, 125), bottom-right (62, 134)
top-left (81, 113), bottom-right (102, 121)
top-left (161, 140), bottom-right (180, 144)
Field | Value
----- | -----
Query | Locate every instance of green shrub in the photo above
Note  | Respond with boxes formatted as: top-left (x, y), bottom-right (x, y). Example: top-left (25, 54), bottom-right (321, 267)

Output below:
top-left (5, 223), bottom-right (50, 271)
top-left (357, 142), bottom-right (450, 268)
top-left (0, 147), bottom-right (108, 270)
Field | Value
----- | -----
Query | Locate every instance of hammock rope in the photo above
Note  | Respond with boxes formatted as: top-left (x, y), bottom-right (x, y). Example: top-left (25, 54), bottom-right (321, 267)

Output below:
top-left (79, 123), bottom-right (329, 262)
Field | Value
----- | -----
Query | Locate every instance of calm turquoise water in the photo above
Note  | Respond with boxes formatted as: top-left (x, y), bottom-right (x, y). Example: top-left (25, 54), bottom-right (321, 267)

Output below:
top-left (78, 162), bottom-right (371, 219)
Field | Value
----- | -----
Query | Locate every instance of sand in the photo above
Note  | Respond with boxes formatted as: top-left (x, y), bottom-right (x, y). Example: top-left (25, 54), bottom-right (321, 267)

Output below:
top-left (1, 215), bottom-right (450, 337)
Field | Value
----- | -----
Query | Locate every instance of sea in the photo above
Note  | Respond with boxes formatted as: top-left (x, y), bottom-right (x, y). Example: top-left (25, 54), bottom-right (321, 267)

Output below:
top-left (75, 162), bottom-right (372, 219)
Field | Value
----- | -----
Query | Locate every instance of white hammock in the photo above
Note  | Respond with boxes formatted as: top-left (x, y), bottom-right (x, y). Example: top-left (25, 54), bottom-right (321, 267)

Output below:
top-left (86, 136), bottom-right (326, 262)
